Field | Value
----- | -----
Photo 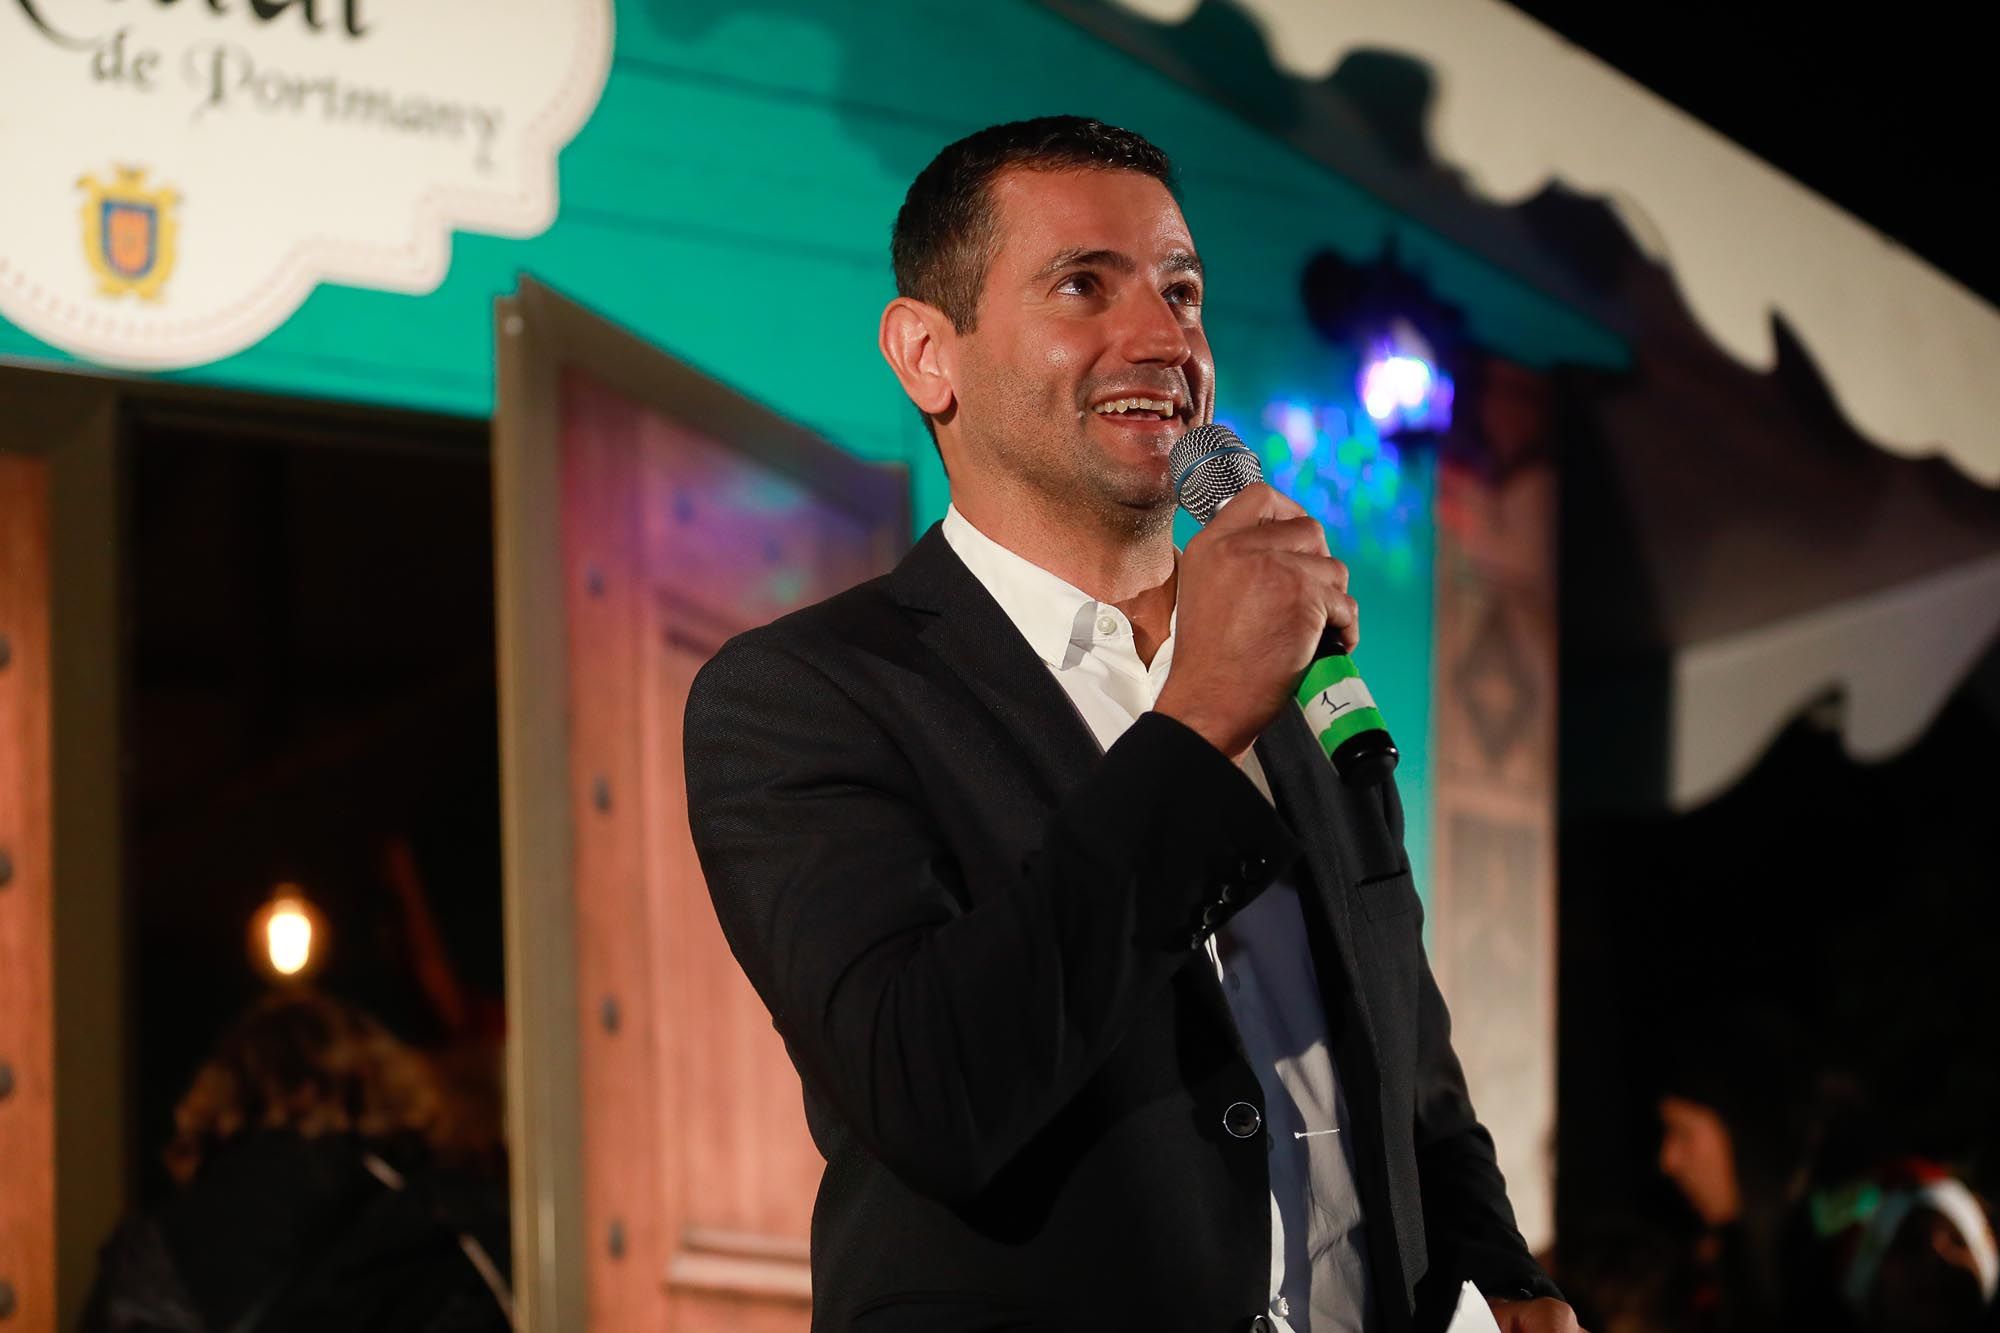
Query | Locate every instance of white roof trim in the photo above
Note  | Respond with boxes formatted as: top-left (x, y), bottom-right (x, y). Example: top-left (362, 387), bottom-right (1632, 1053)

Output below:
top-left (1113, 0), bottom-right (2000, 485)
top-left (1670, 554), bottom-right (2000, 810)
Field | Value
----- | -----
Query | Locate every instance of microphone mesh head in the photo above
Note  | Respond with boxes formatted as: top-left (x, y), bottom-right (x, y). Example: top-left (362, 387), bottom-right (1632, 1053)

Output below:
top-left (1170, 422), bottom-right (1264, 525)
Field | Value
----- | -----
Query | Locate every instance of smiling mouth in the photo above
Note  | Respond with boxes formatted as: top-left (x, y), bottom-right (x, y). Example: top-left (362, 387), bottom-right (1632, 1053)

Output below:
top-left (1090, 395), bottom-right (1186, 423)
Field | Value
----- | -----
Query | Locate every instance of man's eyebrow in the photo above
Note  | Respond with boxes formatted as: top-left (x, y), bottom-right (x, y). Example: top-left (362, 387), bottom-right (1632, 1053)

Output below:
top-left (1028, 247), bottom-right (1205, 282)
top-left (1030, 247), bottom-right (1135, 282)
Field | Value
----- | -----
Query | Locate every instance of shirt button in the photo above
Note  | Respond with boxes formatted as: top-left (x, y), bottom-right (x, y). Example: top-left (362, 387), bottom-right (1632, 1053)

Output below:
top-left (1095, 612), bottom-right (1118, 636)
top-left (1223, 1101), bottom-right (1262, 1138)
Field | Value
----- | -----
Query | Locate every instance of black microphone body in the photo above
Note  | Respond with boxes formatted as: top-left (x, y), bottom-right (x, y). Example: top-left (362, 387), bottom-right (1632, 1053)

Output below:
top-left (1169, 423), bottom-right (1400, 787)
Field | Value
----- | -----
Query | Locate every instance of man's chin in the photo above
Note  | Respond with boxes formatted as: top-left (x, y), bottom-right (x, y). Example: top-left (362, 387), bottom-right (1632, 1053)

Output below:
top-left (1090, 474), bottom-right (1178, 526)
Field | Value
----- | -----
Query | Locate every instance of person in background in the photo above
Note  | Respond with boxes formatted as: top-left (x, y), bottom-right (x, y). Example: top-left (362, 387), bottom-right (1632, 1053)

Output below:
top-left (1805, 1155), bottom-right (1997, 1333)
top-left (1656, 1010), bottom-right (1998, 1333)
top-left (1656, 1091), bottom-right (1767, 1331)
top-left (1653, 1010), bottom-right (1811, 1332)
top-left (1786, 1081), bottom-right (1998, 1333)
top-left (80, 989), bottom-right (512, 1333)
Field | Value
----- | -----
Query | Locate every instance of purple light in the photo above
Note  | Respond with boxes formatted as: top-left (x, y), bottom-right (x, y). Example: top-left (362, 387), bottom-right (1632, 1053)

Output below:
top-left (1357, 320), bottom-right (1453, 434)
top-left (1360, 355), bottom-right (1432, 421)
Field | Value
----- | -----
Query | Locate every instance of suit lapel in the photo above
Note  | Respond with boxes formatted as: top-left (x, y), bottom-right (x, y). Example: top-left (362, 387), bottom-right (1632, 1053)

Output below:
top-left (1253, 708), bottom-right (1382, 1060)
top-left (886, 526), bottom-right (1103, 803)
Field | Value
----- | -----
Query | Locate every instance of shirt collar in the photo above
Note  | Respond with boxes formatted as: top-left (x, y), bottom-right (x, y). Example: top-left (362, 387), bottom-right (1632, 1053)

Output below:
top-left (941, 504), bottom-right (1114, 669)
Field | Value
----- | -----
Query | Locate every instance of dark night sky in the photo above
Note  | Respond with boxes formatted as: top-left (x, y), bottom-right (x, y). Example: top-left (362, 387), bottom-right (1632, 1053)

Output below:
top-left (1499, 1), bottom-right (1997, 311)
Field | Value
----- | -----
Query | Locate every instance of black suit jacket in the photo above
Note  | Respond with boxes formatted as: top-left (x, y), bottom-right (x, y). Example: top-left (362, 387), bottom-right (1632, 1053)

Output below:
top-left (684, 526), bottom-right (1556, 1332)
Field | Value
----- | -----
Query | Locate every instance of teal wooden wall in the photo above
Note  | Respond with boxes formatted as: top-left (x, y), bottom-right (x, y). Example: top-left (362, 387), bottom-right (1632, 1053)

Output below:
top-left (0, 0), bottom-right (1628, 901)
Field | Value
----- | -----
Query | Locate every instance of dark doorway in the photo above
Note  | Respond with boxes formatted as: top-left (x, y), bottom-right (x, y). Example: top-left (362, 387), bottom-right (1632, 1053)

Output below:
top-left (122, 394), bottom-right (504, 1205)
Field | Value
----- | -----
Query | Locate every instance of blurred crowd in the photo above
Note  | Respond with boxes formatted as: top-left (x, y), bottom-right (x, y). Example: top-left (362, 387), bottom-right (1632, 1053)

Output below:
top-left (85, 987), bottom-right (1997, 1333)
top-left (1552, 1011), bottom-right (1998, 1333)
top-left (73, 839), bottom-right (1993, 1333)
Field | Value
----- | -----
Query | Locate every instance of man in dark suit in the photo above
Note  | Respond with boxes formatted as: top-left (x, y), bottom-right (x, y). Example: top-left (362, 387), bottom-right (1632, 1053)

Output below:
top-left (685, 116), bottom-right (1581, 1333)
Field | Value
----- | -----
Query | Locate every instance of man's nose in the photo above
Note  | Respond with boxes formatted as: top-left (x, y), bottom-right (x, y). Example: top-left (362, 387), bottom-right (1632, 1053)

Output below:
top-left (1114, 287), bottom-right (1192, 366)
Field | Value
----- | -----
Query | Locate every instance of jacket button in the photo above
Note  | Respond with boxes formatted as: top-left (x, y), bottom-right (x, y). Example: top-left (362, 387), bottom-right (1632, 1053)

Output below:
top-left (1223, 1100), bottom-right (1262, 1139)
top-left (1249, 1317), bottom-right (1275, 1333)
top-left (1238, 855), bottom-right (1266, 881)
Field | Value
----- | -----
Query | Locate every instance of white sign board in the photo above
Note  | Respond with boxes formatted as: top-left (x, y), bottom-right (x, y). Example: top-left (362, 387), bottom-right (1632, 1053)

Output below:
top-left (0, 0), bottom-right (613, 369)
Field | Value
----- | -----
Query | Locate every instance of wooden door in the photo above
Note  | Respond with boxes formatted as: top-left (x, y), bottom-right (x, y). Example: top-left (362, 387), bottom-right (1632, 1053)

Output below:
top-left (494, 280), bottom-right (906, 1332)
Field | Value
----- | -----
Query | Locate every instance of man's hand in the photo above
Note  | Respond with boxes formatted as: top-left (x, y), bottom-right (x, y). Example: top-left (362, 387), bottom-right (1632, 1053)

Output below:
top-left (1154, 483), bottom-right (1357, 759)
top-left (1486, 1297), bottom-right (1585, 1333)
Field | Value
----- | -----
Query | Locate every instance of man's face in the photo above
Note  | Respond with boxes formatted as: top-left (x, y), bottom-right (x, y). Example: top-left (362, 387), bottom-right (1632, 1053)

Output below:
top-left (948, 167), bottom-right (1213, 523)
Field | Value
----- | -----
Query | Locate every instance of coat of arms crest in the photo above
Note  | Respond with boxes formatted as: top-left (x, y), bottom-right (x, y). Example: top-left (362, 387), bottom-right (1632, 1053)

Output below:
top-left (77, 166), bottom-right (180, 301)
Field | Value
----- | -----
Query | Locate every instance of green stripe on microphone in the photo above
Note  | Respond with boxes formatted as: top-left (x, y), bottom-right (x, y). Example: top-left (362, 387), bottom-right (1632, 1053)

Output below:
top-left (1295, 654), bottom-right (1361, 701)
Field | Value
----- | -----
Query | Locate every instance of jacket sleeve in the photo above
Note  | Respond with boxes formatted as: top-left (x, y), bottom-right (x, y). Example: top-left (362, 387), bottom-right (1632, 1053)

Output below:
top-left (1411, 961), bottom-right (1563, 1306)
top-left (1393, 786), bottom-right (1564, 1306)
top-left (683, 635), bottom-right (1298, 1205)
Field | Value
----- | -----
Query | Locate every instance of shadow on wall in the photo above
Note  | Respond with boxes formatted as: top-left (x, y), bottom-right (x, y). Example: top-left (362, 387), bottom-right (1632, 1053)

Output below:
top-left (1055, 0), bottom-right (1458, 172)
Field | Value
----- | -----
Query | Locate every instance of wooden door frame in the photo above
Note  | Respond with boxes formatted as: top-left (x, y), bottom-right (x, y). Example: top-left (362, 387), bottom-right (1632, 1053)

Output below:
top-left (0, 366), bottom-right (125, 1332)
top-left (0, 444), bottom-right (56, 1332)
top-left (492, 277), bottom-right (906, 1332)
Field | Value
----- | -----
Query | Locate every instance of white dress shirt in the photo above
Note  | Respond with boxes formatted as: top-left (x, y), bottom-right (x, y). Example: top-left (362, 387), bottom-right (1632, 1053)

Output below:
top-left (942, 506), bottom-right (1374, 1333)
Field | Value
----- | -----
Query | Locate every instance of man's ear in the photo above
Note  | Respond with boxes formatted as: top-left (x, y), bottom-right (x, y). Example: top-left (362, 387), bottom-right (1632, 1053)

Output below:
top-left (879, 297), bottom-right (958, 421)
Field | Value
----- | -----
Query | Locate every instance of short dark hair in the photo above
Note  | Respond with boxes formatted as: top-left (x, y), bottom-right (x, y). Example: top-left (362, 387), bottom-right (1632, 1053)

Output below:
top-left (892, 116), bottom-right (1177, 334)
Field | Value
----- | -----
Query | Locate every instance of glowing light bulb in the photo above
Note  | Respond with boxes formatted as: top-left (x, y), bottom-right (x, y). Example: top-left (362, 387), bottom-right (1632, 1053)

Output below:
top-left (266, 901), bottom-right (313, 975)
top-left (250, 883), bottom-right (324, 980)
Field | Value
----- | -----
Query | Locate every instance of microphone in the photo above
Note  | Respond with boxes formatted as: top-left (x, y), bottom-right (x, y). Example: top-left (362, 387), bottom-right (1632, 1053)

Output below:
top-left (1169, 423), bottom-right (1399, 787)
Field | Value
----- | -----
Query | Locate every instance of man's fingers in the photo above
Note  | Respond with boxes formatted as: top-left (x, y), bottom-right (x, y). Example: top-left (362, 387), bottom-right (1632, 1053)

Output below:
top-left (1222, 515), bottom-right (1329, 560)
top-left (1267, 548), bottom-right (1350, 594)
top-left (1328, 597), bottom-right (1359, 654)
top-left (1336, 601), bottom-right (1360, 654)
top-left (1206, 482), bottom-right (1305, 529)
top-left (1266, 551), bottom-right (1359, 648)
